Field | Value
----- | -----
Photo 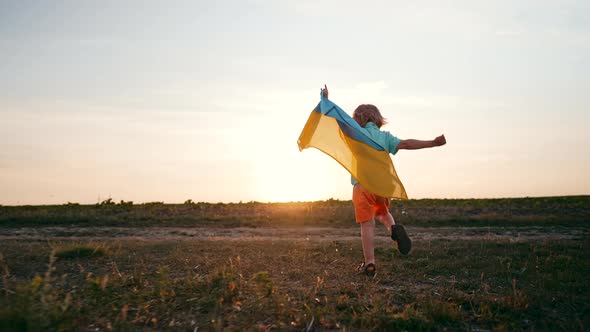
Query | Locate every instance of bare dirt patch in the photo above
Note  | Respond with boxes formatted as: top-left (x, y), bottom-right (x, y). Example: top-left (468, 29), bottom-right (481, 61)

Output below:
top-left (0, 225), bottom-right (586, 242)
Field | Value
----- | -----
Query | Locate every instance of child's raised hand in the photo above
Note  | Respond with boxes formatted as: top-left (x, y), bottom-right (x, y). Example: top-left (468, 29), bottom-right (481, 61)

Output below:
top-left (321, 84), bottom-right (329, 99)
top-left (434, 134), bottom-right (446, 146)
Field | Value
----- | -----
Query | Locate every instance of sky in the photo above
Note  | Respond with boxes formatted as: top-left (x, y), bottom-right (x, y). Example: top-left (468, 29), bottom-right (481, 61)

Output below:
top-left (0, 0), bottom-right (589, 204)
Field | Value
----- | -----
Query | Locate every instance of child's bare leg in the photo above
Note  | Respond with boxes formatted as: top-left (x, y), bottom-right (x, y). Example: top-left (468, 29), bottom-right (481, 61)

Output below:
top-left (360, 219), bottom-right (376, 264)
top-left (376, 212), bottom-right (395, 233)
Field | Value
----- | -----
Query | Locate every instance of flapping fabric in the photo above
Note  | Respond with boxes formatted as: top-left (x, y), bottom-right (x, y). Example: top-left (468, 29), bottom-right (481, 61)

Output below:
top-left (297, 95), bottom-right (408, 199)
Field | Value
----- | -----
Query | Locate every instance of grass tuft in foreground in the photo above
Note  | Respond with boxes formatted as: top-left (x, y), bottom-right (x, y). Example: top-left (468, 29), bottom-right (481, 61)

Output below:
top-left (53, 242), bottom-right (108, 259)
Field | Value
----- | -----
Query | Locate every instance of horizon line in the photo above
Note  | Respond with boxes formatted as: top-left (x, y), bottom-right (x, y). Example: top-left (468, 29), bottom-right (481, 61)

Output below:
top-left (1, 194), bottom-right (588, 207)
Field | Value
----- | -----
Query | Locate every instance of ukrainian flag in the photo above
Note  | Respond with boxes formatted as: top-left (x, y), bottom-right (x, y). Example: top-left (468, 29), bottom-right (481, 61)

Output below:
top-left (297, 94), bottom-right (408, 199)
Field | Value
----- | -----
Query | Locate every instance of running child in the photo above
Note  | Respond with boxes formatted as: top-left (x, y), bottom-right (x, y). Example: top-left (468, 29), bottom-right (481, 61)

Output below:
top-left (322, 85), bottom-right (446, 277)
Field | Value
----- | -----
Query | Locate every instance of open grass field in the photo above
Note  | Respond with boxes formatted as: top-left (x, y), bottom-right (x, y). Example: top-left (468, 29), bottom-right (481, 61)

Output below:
top-left (0, 196), bottom-right (589, 331)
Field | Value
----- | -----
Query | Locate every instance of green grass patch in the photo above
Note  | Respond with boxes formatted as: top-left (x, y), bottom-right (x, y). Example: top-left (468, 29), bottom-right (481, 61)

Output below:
top-left (54, 246), bottom-right (103, 259)
top-left (53, 242), bottom-right (108, 259)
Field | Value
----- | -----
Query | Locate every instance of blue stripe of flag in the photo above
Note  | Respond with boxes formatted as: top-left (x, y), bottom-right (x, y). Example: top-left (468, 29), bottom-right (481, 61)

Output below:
top-left (313, 98), bottom-right (385, 151)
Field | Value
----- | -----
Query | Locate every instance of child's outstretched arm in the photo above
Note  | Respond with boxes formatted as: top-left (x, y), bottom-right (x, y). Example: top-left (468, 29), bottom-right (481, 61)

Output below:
top-left (398, 135), bottom-right (446, 150)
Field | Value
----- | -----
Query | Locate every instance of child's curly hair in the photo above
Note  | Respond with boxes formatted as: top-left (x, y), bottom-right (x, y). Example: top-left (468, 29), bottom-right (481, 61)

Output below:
top-left (352, 104), bottom-right (387, 128)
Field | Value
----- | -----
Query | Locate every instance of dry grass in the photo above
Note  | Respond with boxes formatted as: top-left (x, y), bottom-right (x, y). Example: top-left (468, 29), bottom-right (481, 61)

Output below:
top-left (0, 197), bottom-right (588, 330)
top-left (0, 236), bottom-right (588, 331)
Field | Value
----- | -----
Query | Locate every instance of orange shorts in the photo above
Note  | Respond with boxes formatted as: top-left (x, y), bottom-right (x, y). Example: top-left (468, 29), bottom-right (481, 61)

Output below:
top-left (352, 184), bottom-right (391, 223)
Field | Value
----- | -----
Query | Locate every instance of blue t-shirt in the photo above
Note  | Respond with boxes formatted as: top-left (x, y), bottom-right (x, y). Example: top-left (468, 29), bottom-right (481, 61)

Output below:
top-left (351, 121), bottom-right (401, 185)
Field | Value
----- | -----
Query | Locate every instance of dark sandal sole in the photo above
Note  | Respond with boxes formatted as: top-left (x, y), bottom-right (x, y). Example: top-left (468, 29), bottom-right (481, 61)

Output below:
top-left (392, 224), bottom-right (412, 255)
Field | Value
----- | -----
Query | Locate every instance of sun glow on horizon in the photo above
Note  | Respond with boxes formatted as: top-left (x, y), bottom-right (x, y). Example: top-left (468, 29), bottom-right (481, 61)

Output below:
top-left (1, 1), bottom-right (589, 204)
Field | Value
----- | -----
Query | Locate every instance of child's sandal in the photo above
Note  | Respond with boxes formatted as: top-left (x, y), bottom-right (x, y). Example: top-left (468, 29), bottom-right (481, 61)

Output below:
top-left (392, 224), bottom-right (412, 255)
top-left (357, 262), bottom-right (376, 277)
top-left (364, 263), bottom-right (376, 276)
